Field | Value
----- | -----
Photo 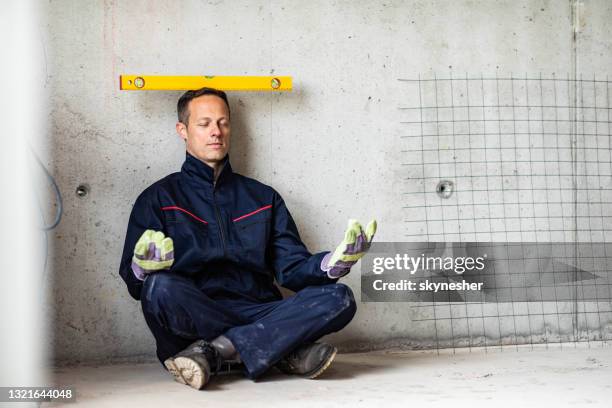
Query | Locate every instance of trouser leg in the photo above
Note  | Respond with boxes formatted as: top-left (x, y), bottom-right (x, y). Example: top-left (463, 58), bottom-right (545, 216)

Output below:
top-left (223, 283), bottom-right (357, 379)
top-left (140, 271), bottom-right (247, 366)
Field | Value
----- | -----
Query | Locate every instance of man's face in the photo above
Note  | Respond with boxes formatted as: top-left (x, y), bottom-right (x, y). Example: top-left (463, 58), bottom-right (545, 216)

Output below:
top-left (176, 94), bottom-right (231, 167)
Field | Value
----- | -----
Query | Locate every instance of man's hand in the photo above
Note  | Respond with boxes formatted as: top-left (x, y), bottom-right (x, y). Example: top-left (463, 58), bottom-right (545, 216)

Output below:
top-left (322, 219), bottom-right (377, 279)
top-left (131, 229), bottom-right (175, 280)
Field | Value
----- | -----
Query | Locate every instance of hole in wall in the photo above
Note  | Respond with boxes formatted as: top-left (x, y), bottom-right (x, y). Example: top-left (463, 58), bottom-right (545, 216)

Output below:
top-left (436, 180), bottom-right (454, 199)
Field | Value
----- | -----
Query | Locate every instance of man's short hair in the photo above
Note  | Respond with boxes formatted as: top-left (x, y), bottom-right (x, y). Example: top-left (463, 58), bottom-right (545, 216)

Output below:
top-left (177, 87), bottom-right (231, 125)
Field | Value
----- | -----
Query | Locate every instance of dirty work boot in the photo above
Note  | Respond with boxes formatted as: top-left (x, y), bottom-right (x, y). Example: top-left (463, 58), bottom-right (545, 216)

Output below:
top-left (164, 340), bottom-right (224, 390)
top-left (276, 342), bottom-right (338, 379)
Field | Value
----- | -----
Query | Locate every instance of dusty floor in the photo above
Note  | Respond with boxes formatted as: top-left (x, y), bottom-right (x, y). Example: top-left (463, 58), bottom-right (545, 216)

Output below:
top-left (47, 343), bottom-right (611, 407)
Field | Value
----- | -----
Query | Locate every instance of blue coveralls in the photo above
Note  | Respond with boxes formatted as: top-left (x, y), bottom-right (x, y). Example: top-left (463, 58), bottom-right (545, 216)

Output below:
top-left (118, 152), bottom-right (357, 379)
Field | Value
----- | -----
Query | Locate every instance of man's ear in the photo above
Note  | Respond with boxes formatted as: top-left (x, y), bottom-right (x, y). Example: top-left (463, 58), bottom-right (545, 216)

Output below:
top-left (176, 122), bottom-right (188, 141)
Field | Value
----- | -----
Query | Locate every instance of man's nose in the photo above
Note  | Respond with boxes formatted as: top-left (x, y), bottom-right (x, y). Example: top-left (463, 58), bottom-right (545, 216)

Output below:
top-left (210, 123), bottom-right (221, 137)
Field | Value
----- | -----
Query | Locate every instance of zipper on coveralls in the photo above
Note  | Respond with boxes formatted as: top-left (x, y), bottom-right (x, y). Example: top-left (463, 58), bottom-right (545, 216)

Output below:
top-left (212, 188), bottom-right (227, 252)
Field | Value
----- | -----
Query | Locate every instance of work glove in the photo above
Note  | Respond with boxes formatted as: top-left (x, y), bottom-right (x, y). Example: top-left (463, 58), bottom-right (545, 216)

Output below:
top-left (322, 219), bottom-right (377, 279)
top-left (131, 229), bottom-right (174, 280)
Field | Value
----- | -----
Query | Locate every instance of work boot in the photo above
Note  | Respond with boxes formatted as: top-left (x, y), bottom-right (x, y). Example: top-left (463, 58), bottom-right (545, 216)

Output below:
top-left (163, 340), bottom-right (224, 390)
top-left (276, 342), bottom-right (338, 379)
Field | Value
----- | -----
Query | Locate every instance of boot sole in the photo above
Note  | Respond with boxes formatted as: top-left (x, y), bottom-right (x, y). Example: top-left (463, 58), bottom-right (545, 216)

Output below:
top-left (307, 346), bottom-right (337, 379)
top-left (164, 357), bottom-right (208, 390)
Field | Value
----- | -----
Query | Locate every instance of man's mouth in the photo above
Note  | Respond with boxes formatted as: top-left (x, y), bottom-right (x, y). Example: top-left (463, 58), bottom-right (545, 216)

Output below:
top-left (207, 143), bottom-right (223, 150)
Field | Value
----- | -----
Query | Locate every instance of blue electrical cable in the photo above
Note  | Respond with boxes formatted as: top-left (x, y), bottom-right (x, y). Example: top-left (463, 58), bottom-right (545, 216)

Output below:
top-left (28, 145), bottom-right (63, 290)
top-left (30, 148), bottom-right (62, 231)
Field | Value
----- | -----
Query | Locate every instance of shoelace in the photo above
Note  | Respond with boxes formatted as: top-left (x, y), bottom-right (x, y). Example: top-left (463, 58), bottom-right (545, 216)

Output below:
top-left (199, 342), bottom-right (225, 376)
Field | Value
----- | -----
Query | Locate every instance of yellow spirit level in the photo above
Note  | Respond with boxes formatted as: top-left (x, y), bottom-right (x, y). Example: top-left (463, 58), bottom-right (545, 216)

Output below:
top-left (119, 75), bottom-right (292, 91)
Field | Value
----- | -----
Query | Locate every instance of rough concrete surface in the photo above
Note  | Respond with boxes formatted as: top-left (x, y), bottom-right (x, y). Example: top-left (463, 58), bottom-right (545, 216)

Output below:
top-left (45, 0), bottom-right (612, 365)
top-left (46, 343), bottom-right (612, 408)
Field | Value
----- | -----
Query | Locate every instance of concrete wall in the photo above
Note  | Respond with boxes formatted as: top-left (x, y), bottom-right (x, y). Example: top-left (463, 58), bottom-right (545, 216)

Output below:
top-left (45, 0), bottom-right (612, 364)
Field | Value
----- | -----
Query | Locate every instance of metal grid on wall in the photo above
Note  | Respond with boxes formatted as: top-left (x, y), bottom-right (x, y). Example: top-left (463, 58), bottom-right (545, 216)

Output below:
top-left (398, 74), bottom-right (612, 350)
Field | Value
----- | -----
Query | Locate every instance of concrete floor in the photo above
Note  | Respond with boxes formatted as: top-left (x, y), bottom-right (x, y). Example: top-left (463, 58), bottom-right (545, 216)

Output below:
top-left (47, 343), bottom-right (612, 408)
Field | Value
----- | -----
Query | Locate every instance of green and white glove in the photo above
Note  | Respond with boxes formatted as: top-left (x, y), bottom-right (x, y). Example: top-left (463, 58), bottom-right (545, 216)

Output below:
top-left (322, 219), bottom-right (377, 279)
top-left (131, 229), bottom-right (174, 281)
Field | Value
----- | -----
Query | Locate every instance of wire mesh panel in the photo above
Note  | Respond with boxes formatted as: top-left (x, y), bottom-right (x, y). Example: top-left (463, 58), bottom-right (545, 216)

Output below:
top-left (397, 74), bottom-right (612, 351)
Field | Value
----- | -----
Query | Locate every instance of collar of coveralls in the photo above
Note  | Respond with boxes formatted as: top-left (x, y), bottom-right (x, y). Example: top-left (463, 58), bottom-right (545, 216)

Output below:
top-left (181, 151), bottom-right (232, 188)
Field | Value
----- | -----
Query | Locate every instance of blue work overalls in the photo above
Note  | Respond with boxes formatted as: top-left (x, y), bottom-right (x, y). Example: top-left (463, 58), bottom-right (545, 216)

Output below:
top-left (118, 152), bottom-right (356, 378)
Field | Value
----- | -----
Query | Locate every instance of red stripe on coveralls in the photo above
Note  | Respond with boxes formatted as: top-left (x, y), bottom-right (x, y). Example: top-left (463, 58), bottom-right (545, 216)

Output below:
top-left (233, 205), bottom-right (272, 222)
top-left (161, 206), bottom-right (209, 224)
